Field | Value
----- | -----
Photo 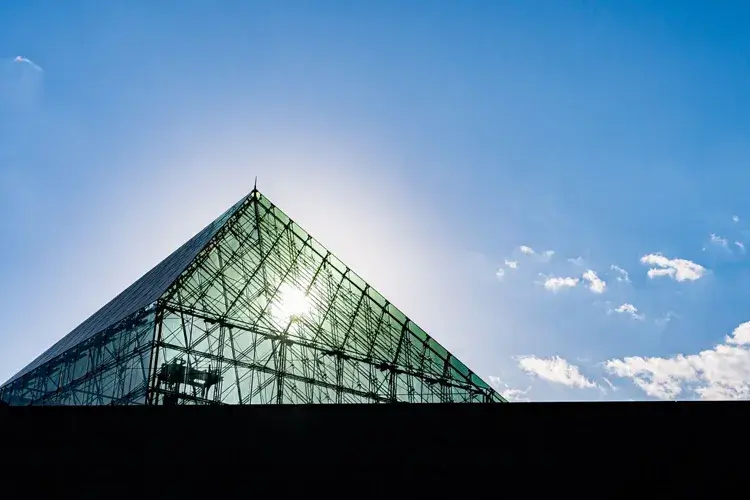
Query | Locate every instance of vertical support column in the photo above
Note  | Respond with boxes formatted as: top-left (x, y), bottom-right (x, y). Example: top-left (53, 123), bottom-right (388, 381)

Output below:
top-left (389, 322), bottom-right (408, 403)
top-left (275, 339), bottom-right (288, 404)
top-left (335, 356), bottom-right (344, 404)
top-left (388, 369), bottom-right (397, 403)
top-left (440, 356), bottom-right (451, 403)
top-left (227, 327), bottom-right (243, 404)
top-left (146, 306), bottom-right (164, 406)
top-left (213, 325), bottom-right (226, 403)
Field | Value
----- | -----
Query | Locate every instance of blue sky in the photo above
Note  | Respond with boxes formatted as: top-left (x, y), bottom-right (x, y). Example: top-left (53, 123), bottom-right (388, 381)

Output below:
top-left (3, 1), bottom-right (750, 401)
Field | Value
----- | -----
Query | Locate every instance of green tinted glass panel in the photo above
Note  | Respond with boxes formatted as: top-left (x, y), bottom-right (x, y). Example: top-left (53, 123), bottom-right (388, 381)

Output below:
top-left (0, 308), bottom-right (156, 406)
top-left (409, 323), bottom-right (429, 343)
top-left (349, 273), bottom-right (366, 292)
top-left (428, 339), bottom-right (448, 361)
top-left (450, 356), bottom-right (471, 379)
top-left (366, 288), bottom-right (387, 309)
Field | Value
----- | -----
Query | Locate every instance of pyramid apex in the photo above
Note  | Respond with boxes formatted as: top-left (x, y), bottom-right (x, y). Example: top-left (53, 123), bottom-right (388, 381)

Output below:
top-left (250, 177), bottom-right (261, 200)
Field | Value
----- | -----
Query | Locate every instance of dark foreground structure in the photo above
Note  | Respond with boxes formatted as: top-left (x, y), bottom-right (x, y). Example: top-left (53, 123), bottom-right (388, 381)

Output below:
top-left (0, 187), bottom-right (503, 406)
top-left (0, 402), bottom-right (744, 491)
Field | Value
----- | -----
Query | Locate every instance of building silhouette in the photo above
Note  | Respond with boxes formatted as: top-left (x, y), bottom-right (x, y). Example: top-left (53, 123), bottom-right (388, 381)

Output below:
top-left (0, 188), bottom-right (504, 405)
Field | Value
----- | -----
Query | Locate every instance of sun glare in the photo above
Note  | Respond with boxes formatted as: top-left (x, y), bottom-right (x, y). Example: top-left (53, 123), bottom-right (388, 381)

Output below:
top-left (276, 284), bottom-right (311, 322)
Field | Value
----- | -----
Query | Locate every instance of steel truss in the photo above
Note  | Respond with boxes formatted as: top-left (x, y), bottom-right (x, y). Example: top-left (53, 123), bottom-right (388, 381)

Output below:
top-left (0, 190), bottom-right (505, 405)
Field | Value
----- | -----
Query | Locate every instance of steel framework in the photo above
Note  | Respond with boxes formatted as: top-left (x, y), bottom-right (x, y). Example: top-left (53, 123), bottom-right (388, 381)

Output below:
top-left (0, 189), bottom-right (506, 405)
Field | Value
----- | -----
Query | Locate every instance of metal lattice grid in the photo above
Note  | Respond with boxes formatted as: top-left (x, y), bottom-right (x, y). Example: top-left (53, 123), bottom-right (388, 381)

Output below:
top-left (0, 308), bottom-right (155, 406)
top-left (0, 189), bottom-right (505, 405)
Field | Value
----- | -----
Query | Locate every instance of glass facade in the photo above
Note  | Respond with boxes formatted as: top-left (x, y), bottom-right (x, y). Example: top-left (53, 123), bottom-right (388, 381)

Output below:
top-left (0, 308), bottom-right (156, 405)
top-left (0, 190), bottom-right (505, 405)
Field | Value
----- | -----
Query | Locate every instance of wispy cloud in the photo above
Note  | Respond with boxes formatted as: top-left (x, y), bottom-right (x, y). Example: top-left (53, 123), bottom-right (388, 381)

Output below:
top-left (582, 269), bottom-right (606, 294)
top-left (602, 377), bottom-right (617, 393)
top-left (517, 355), bottom-right (597, 389)
top-left (610, 265), bottom-right (630, 283)
top-left (504, 259), bottom-right (518, 269)
top-left (500, 387), bottom-right (531, 402)
top-left (613, 303), bottom-right (644, 320)
top-left (640, 253), bottom-right (706, 282)
top-left (542, 275), bottom-right (579, 292)
top-left (13, 56), bottom-right (43, 72)
top-left (568, 256), bottom-right (585, 267)
top-left (488, 376), bottom-right (531, 402)
top-left (518, 245), bottom-right (554, 261)
top-left (709, 233), bottom-right (729, 249)
top-left (733, 215), bottom-right (740, 223)
top-left (655, 311), bottom-right (678, 327)
top-left (605, 321), bottom-right (750, 400)
top-left (495, 268), bottom-right (505, 280)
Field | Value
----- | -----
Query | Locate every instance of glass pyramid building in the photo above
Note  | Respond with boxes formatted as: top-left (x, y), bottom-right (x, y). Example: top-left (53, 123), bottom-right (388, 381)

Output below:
top-left (0, 188), bottom-right (505, 406)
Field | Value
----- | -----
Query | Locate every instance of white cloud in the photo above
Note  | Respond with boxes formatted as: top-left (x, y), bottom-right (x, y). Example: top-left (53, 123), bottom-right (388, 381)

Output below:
top-left (496, 268), bottom-right (505, 280)
top-left (500, 387), bottom-right (530, 402)
top-left (543, 276), bottom-right (579, 292)
top-left (504, 259), bottom-right (518, 269)
top-left (518, 355), bottom-right (597, 389)
top-left (647, 268), bottom-right (674, 279)
top-left (709, 233), bottom-right (729, 249)
top-left (727, 322), bottom-right (750, 345)
top-left (610, 265), bottom-right (630, 283)
top-left (736, 242), bottom-right (745, 252)
top-left (488, 376), bottom-right (531, 402)
top-left (613, 303), bottom-right (644, 320)
top-left (605, 321), bottom-right (750, 400)
top-left (640, 253), bottom-right (706, 282)
top-left (733, 215), bottom-right (740, 223)
top-left (582, 269), bottom-right (606, 294)
top-left (568, 257), bottom-right (585, 266)
top-left (518, 245), bottom-right (554, 261)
